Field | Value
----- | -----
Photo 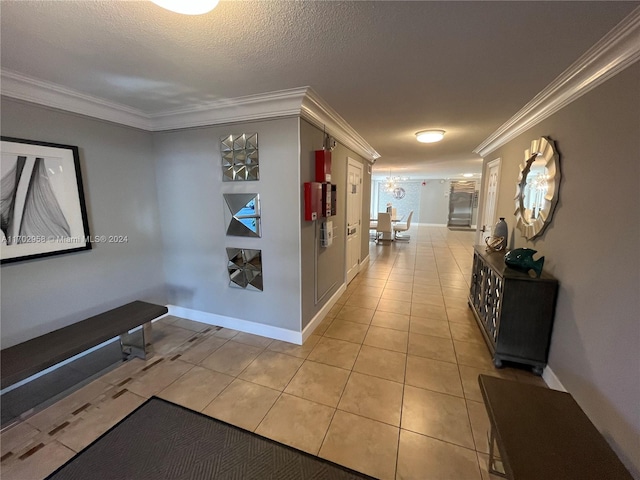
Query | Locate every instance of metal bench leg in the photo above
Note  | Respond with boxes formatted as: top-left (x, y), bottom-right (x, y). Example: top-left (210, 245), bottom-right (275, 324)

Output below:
top-left (487, 426), bottom-right (508, 478)
top-left (120, 322), bottom-right (154, 360)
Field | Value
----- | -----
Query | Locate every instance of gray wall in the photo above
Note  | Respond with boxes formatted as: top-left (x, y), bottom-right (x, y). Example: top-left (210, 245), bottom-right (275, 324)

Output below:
top-left (1, 98), bottom-right (167, 348)
top-left (300, 119), bottom-right (369, 328)
top-left (152, 118), bottom-right (302, 332)
top-left (484, 63), bottom-right (639, 476)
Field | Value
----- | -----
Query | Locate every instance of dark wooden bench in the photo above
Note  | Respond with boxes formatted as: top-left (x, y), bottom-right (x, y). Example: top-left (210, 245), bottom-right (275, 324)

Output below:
top-left (478, 374), bottom-right (632, 480)
top-left (1, 301), bottom-right (167, 390)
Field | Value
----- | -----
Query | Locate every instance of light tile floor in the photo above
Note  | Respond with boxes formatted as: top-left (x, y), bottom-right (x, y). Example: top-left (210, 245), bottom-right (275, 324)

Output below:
top-left (1, 226), bottom-right (546, 480)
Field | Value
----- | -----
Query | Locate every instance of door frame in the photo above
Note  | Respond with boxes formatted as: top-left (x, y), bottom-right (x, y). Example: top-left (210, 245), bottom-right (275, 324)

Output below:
top-left (476, 157), bottom-right (502, 245)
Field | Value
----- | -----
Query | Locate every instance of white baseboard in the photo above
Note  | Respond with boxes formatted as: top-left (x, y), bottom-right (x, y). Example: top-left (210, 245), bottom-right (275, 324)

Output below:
top-left (167, 305), bottom-right (303, 345)
top-left (301, 283), bottom-right (347, 342)
top-left (360, 254), bottom-right (370, 270)
top-left (543, 365), bottom-right (567, 392)
top-left (417, 223), bottom-right (448, 227)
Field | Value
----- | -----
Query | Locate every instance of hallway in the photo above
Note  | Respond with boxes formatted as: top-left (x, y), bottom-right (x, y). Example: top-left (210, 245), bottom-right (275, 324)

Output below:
top-left (1, 226), bottom-right (545, 480)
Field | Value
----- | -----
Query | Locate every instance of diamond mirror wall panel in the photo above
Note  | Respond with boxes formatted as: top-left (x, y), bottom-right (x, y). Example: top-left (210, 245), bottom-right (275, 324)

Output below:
top-left (226, 248), bottom-right (263, 291)
top-left (223, 193), bottom-right (261, 237)
top-left (221, 133), bottom-right (259, 181)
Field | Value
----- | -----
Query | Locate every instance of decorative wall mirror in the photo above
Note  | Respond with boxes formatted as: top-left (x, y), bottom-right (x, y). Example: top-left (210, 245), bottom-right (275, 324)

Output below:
top-left (221, 133), bottom-right (259, 181)
top-left (226, 248), bottom-right (263, 291)
top-left (224, 193), bottom-right (261, 237)
top-left (514, 137), bottom-right (561, 240)
top-left (392, 187), bottom-right (406, 199)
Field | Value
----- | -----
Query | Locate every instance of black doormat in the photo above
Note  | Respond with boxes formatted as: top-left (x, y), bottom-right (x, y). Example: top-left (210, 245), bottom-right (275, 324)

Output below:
top-left (46, 397), bottom-right (374, 480)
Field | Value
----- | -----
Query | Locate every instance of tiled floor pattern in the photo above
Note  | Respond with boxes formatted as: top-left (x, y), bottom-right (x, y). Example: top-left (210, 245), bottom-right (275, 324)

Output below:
top-left (1, 226), bottom-right (546, 480)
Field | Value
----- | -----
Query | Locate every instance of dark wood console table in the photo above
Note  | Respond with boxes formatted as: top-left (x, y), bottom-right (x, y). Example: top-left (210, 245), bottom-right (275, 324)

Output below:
top-left (469, 246), bottom-right (558, 374)
top-left (479, 375), bottom-right (632, 479)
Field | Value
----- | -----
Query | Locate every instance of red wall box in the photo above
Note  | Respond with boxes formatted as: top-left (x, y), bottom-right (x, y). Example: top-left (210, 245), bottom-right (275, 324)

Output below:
top-left (304, 182), bottom-right (322, 221)
top-left (315, 150), bottom-right (332, 183)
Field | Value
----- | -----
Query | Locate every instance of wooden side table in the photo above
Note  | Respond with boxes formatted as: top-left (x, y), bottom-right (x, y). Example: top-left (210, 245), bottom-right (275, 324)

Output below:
top-left (478, 375), bottom-right (632, 480)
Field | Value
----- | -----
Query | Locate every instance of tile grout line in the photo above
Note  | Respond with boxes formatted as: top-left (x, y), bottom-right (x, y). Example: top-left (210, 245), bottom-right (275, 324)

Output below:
top-left (445, 257), bottom-right (488, 478)
top-left (380, 253), bottom-right (407, 478)
top-left (196, 338), bottom-right (276, 429)
top-left (313, 270), bottom-right (379, 455)
top-left (395, 300), bottom-right (412, 479)
top-left (316, 259), bottom-right (391, 466)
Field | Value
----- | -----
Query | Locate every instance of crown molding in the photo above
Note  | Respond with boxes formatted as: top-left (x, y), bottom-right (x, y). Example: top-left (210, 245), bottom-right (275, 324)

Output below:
top-left (1, 71), bottom-right (379, 161)
top-left (1, 70), bottom-right (152, 130)
top-left (474, 6), bottom-right (640, 158)
top-left (301, 88), bottom-right (380, 162)
top-left (148, 87), bottom-right (309, 131)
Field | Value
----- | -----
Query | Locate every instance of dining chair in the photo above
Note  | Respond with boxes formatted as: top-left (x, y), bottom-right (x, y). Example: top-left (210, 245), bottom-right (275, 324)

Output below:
top-left (393, 211), bottom-right (413, 240)
top-left (369, 218), bottom-right (378, 239)
top-left (375, 212), bottom-right (393, 242)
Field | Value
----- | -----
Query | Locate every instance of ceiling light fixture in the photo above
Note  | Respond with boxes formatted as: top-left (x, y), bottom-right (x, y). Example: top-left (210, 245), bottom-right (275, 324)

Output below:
top-left (151, 0), bottom-right (219, 15)
top-left (416, 130), bottom-right (445, 143)
top-left (463, 173), bottom-right (474, 178)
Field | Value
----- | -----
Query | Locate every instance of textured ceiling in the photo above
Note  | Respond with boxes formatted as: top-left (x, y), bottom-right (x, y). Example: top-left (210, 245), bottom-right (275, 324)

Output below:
top-left (1, 1), bottom-right (636, 178)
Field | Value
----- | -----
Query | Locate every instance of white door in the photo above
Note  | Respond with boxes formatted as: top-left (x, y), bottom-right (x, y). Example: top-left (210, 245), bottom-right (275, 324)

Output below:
top-left (479, 158), bottom-right (501, 244)
top-left (346, 158), bottom-right (362, 284)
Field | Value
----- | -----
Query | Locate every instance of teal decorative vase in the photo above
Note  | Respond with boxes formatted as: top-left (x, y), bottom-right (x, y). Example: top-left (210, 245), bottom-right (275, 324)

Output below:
top-left (505, 248), bottom-right (545, 278)
top-left (494, 218), bottom-right (508, 251)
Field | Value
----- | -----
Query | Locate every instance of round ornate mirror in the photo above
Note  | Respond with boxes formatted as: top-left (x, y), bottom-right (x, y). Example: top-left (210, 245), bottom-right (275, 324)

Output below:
top-left (392, 187), bottom-right (406, 199)
top-left (514, 137), bottom-right (561, 240)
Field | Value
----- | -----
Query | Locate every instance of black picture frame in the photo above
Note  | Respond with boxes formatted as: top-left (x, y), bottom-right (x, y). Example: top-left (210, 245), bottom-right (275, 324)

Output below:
top-left (1, 137), bottom-right (92, 264)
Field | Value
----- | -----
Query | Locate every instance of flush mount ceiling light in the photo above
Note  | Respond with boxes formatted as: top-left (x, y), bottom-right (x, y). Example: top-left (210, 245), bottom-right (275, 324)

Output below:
top-left (151, 0), bottom-right (219, 15)
top-left (416, 130), bottom-right (445, 143)
top-left (463, 173), bottom-right (474, 178)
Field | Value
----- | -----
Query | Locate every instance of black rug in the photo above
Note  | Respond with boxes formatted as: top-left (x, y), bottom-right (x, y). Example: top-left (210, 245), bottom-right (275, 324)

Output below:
top-left (47, 397), bottom-right (374, 480)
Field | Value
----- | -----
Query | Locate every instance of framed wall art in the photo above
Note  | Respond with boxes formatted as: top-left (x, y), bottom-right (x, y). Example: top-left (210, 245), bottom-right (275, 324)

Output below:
top-left (1, 137), bottom-right (92, 264)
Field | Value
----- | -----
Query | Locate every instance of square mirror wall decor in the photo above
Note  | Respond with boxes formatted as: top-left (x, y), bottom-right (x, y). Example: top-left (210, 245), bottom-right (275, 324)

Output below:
top-left (226, 248), bottom-right (263, 291)
top-left (220, 133), bottom-right (259, 181)
top-left (223, 193), bottom-right (261, 237)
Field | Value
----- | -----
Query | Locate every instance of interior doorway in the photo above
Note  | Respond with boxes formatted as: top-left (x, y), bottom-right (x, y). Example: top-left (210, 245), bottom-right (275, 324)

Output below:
top-left (478, 158), bottom-right (501, 244)
top-left (346, 158), bottom-right (362, 284)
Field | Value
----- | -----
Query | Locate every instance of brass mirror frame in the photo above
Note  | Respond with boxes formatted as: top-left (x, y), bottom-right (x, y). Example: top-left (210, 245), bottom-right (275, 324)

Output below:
top-left (514, 137), bottom-right (561, 240)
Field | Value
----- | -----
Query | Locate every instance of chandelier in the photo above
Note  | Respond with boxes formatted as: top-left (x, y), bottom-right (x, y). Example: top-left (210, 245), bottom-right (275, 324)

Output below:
top-left (383, 176), bottom-right (408, 192)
